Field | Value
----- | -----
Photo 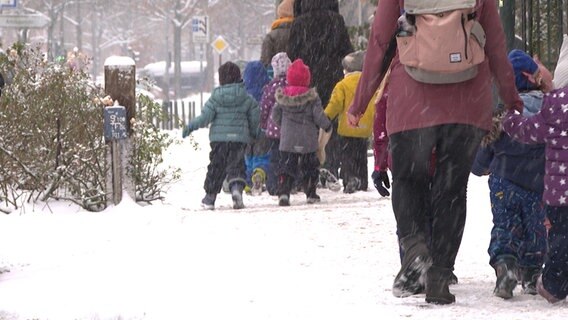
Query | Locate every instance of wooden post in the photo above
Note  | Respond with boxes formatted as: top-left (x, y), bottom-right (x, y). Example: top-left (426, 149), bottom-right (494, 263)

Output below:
top-left (104, 56), bottom-right (136, 205)
top-left (104, 56), bottom-right (136, 134)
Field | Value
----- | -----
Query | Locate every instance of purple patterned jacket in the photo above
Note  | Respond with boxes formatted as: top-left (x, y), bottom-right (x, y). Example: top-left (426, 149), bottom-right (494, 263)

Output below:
top-left (503, 87), bottom-right (568, 206)
top-left (260, 75), bottom-right (286, 139)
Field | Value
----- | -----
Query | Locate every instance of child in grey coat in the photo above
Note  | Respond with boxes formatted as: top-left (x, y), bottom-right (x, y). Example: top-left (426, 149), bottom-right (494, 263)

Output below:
top-left (272, 59), bottom-right (332, 206)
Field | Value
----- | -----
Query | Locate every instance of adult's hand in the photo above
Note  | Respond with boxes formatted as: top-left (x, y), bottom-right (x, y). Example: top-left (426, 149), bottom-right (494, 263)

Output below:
top-left (347, 111), bottom-right (362, 127)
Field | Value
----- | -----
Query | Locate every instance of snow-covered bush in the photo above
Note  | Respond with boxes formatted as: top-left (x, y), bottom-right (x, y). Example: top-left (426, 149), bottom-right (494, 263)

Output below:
top-left (0, 43), bottom-right (109, 212)
top-left (128, 93), bottom-right (182, 203)
top-left (0, 44), bottom-right (186, 212)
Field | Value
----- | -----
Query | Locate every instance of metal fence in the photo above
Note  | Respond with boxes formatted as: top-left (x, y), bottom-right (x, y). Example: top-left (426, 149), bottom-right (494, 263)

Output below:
top-left (146, 100), bottom-right (196, 131)
top-left (501, 0), bottom-right (567, 70)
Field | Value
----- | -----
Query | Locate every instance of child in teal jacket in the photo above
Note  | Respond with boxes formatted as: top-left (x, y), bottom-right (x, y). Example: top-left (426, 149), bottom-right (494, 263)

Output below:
top-left (183, 61), bottom-right (260, 210)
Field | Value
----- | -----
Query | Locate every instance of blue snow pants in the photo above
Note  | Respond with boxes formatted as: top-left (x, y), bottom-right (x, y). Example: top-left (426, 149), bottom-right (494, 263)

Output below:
top-left (487, 175), bottom-right (547, 268)
top-left (542, 206), bottom-right (568, 300)
top-left (245, 153), bottom-right (270, 187)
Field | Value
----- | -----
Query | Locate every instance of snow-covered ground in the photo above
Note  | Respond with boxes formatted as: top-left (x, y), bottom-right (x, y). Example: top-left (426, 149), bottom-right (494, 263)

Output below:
top-left (0, 126), bottom-right (565, 320)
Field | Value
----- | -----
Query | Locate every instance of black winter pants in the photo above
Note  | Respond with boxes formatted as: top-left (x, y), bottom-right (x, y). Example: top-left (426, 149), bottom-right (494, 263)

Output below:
top-left (204, 141), bottom-right (247, 194)
top-left (340, 136), bottom-right (369, 190)
top-left (389, 124), bottom-right (485, 269)
top-left (276, 151), bottom-right (320, 196)
top-left (266, 138), bottom-right (281, 195)
top-left (323, 120), bottom-right (341, 178)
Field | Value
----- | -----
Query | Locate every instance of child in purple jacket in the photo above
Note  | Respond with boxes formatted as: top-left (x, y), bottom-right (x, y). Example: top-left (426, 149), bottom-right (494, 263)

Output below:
top-left (502, 34), bottom-right (568, 304)
top-left (259, 52), bottom-right (291, 195)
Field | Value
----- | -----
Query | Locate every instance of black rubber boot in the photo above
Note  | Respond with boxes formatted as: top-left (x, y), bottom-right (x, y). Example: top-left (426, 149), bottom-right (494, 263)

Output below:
top-left (230, 183), bottom-right (245, 210)
top-left (277, 174), bottom-right (293, 206)
top-left (201, 193), bottom-right (216, 210)
top-left (425, 266), bottom-right (456, 304)
top-left (392, 234), bottom-right (432, 297)
top-left (304, 174), bottom-right (320, 204)
top-left (278, 194), bottom-right (290, 206)
top-left (492, 256), bottom-right (518, 299)
top-left (520, 267), bottom-right (541, 295)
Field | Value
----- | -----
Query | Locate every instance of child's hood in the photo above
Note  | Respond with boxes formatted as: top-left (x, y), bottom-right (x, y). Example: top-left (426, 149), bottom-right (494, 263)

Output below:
top-left (214, 82), bottom-right (250, 105)
top-left (275, 87), bottom-right (319, 109)
top-left (521, 90), bottom-right (544, 117)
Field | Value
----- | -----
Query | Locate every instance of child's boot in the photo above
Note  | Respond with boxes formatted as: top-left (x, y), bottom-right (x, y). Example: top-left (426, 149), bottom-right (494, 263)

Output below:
top-left (230, 183), bottom-right (245, 210)
top-left (277, 174), bottom-right (293, 206)
top-left (251, 168), bottom-right (266, 196)
top-left (343, 177), bottom-right (361, 194)
top-left (278, 194), bottom-right (290, 206)
top-left (304, 175), bottom-right (321, 204)
top-left (201, 193), bottom-right (216, 210)
top-left (536, 274), bottom-right (563, 304)
top-left (520, 267), bottom-right (541, 295)
top-left (492, 256), bottom-right (518, 299)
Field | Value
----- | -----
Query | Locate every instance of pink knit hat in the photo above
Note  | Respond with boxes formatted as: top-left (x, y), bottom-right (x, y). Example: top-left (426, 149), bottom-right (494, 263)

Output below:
top-left (286, 59), bottom-right (311, 88)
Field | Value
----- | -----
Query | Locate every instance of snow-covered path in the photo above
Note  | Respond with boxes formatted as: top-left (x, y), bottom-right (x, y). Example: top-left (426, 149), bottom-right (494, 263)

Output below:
top-left (0, 129), bottom-right (564, 319)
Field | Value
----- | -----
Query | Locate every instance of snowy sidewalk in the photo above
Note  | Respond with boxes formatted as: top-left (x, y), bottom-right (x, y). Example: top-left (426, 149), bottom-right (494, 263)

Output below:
top-left (0, 130), bottom-right (564, 319)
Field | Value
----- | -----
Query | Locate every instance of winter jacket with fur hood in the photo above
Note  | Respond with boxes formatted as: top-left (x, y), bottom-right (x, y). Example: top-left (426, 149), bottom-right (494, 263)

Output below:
top-left (187, 82), bottom-right (260, 144)
top-left (287, 0), bottom-right (352, 106)
top-left (272, 87), bottom-right (332, 153)
top-left (472, 92), bottom-right (546, 194)
top-left (349, 0), bottom-right (522, 135)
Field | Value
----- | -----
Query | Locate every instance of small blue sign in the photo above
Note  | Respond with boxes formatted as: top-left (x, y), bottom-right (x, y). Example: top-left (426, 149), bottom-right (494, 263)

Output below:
top-left (0, 0), bottom-right (17, 9)
top-left (103, 106), bottom-right (128, 141)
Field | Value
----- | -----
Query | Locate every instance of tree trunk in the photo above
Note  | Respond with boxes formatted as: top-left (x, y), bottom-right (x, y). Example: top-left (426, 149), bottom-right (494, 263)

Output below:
top-left (174, 23), bottom-right (182, 99)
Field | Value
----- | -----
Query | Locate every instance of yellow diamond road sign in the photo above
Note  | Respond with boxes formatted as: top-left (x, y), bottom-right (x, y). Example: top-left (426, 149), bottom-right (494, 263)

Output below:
top-left (212, 36), bottom-right (228, 54)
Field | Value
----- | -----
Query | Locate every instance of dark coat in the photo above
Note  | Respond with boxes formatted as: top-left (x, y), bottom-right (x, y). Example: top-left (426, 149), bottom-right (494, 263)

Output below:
top-left (260, 19), bottom-right (293, 66)
top-left (472, 92), bottom-right (546, 194)
top-left (287, 0), bottom-right (353, 106)
top-left (272, 88), bottom-right (331, 154)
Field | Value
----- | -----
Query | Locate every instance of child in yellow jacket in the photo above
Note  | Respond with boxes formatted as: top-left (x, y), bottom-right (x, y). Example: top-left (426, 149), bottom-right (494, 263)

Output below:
top-left (324, 50), bottom-right (375, 193)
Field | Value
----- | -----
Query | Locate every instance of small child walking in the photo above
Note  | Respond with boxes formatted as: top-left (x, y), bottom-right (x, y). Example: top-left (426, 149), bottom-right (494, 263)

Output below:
top-left (259, 52), bottom-right (292, 195)
top-left (502, 35), bottom-right (568, 303)
top-left (243, 60), bottom-right (271, 195)
top-left (271, 59), bottom-right (332, 206)
top-left (324, 50), bottom-right (375, 193)
top-left (182, 61), bottom-right (260, 210)
top-left (472, 49), bottom-right (550, 299)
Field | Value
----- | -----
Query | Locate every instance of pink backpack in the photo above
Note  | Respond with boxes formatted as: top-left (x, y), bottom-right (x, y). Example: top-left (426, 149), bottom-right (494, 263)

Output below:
top-left (397, 0), bottom-right (486, 84)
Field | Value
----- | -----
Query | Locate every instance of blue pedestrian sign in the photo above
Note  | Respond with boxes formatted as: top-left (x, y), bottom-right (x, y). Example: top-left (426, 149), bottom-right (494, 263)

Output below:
top-left (103, 106), bottom-right (128, 141)
top-left (0, 0), bottom-right (17, 8)
top-left (191, 16), bottom-right (209, 43)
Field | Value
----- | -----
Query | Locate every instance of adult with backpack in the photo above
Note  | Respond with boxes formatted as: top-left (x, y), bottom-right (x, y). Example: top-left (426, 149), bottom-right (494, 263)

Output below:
top-left (347, 0), bottom-right (523, 305)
